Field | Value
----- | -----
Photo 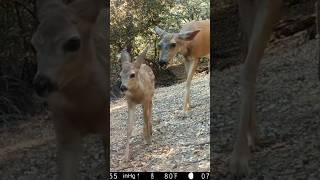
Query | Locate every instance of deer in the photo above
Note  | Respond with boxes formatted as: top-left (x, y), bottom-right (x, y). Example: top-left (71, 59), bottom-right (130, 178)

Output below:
top-left (118, 45), bottom-right (155, 162)
top-left (31, 0), bottom-right (108, 179)
top-left (229, 0), bottom-right (283, 177)
top-left (155, 20), bottom-right (210, 113)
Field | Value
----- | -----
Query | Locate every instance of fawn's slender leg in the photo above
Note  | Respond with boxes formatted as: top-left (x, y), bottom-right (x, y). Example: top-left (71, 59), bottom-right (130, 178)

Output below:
top-left (148, 100), bottom-right (153, 137)
top-left (143, 100), bottom-right (152, 144)
top-left (230, 0), bottom-right (282, 176)
top-left (55, 125), bottom-right (82, 180)
top-left (125, 102), bottom-right (136, 161)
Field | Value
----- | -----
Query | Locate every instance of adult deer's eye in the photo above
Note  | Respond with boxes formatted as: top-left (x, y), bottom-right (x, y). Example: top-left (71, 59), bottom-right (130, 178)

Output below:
top-left (170, 43), bottom-right (176, 48)
top-left (63, 37), bottom-right (80, 52)
top-left (129, 73), bottom-right (135, 79)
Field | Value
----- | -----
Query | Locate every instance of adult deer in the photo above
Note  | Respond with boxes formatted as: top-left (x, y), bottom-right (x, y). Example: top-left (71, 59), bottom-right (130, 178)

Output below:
top-left (31, 0), bottom-right (108, 179)
top-left (230, 0), bottom-right (283, 177)
top-left (155, 20), bottom-right (210, 113)
top-left (119, 45), bottom-right (155, 161)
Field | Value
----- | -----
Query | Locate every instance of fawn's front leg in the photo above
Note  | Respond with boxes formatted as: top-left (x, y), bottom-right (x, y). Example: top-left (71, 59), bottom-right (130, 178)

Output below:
top-left (55, 120), bottom-right (82, 180)
top-left (143, 99), bottom-right (152, 144)
top-left (125, 102), bottom-right (136, 161)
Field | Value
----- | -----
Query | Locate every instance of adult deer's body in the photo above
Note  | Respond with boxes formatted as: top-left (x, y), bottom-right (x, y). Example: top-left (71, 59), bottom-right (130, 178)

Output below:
top-left (155, 20), bottom-right (210, 112)
top-left (31, 0), bottom-right (107, 179)
top-left (230, 0), bottom-right (283, 176)
top-left (119, 46), bottom-right (155, 161)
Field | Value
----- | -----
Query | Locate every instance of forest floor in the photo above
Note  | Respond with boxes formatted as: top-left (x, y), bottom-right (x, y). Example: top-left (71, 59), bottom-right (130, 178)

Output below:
top-left (0, 72), bottom-right (209, 179)
top-left (110, 72), bottom-right (210, 172)
top-left (212, 0), bottom-right (320, 178)
top-left (0, 113), bottom-right (106, 180)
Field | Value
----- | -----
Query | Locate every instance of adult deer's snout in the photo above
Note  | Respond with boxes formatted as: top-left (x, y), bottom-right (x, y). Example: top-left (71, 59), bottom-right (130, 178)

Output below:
top-left (158, 59), bottom-right (167, 67)
top-left (33, 74), bottom-right (57, 97)
top-left (120, 84), bottom-right (128, 92)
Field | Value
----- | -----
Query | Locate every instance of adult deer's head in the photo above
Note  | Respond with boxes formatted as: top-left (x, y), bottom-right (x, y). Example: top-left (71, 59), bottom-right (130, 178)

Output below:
top-left (155, 26), bottom-right (200, 68)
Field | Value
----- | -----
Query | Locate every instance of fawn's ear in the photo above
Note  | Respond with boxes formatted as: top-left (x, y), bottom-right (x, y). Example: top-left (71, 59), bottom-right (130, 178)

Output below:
top-left (177, 30), bottom-right (200, 41)
top-left (155, 26), bottom-right (166, 38)
top-left (68, 0), bottom-right (103, 24)
top-left (37, 0), bottom-right (64, 22)
top-left (119, 49), bottom-right (131, 66)
top-left (135, 44), bottom-right (150, 69)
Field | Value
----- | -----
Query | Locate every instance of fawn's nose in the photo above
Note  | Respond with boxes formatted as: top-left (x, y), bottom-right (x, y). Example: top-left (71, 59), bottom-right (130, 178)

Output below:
top-left (33, 74), bottom-right (57, 97)
top-left (120, 85), bottom-right (128, 92)
top-left (158, 59), bottom-right (167, 67)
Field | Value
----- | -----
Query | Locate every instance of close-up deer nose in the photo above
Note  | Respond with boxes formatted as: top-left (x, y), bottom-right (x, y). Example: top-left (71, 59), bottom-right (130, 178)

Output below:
top-left (33, 75), bottom-right (56, 97)
top-left (159, 59), bottom-right (167, 67)
top-left (120, 85), bottom-right (128, 92)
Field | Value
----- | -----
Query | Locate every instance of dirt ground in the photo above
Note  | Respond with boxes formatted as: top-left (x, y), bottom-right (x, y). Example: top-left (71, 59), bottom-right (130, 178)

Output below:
top-left (0, 114), bottom-right (106, 180)
top-left (213, 38), bottom-right (320, 179)
top-left (110, 72), bottom-right (210, 172)
top-left (212, 1), bottom-right (320, 177)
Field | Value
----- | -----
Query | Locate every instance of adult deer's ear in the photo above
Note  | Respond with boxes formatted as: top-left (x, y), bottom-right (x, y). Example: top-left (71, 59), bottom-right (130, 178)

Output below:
top-left (119, 48), bottom-right (131, 65)
top-left (178, 30), bottom-right (200, 41)
top-left (69, 0), bottom-right (103, 24)
top-left (155, 26), bottom-right (166, 38)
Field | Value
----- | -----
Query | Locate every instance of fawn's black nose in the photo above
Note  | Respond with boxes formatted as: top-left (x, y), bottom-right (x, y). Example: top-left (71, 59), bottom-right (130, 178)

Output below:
top-left (120, 85), bottom-right (128, 92)
top-left (33, 75), bottom-right (57, 97)
top-left (158, 59), bottom-right (167, 67)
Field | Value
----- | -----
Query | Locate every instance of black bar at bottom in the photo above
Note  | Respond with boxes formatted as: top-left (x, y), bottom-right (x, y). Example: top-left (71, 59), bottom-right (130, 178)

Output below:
top-left (109, 172), bottom-right (210, 180)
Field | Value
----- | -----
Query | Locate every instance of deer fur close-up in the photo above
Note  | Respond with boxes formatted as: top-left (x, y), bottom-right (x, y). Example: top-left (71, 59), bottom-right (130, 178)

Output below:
top-left (31, 0), bottom-right (108, 179)
top-left (155, 20), bottom-right (210, 112)
top-left (230, 0), bottom-right (283, 177)
top-left (119, 46), bottom-right (155, 161)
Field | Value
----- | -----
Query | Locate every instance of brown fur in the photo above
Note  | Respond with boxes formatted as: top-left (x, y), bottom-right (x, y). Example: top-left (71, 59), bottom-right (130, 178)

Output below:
top-left (119, 45), bottom-right (155, 161)
top-left (155, 20), bottom-right (210, 112)
top-left (31, 0), bottom-right (107, 179)
top-left (230, 0), bottom-right (283, 176)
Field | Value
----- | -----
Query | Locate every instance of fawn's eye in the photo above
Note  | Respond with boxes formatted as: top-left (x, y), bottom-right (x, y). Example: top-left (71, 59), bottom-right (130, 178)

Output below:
top-left (63, 37), bottom-right (80, 52)
top-left (129, 73), bottom-right (135, 79)
top-left (170, 43), bottom-right (176, 48)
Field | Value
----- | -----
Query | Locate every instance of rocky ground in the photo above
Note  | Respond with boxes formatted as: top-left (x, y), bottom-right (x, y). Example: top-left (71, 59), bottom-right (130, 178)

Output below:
top-left (110, 72), bottom-right (210, 172)
top-left (0, 114), bottom-right (106, 180)
top-left (212, 39), bottom-right (320, 179)
top-left (212, 1), bottom-right (320, 178)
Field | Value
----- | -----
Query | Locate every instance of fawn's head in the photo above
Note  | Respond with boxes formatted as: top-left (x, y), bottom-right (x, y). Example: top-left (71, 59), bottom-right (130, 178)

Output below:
top-left (155, 26), bottom-right (200, 68)
top-left (31, 0), bottom-right (103, 97)
top-left (119, 45), bottom-right (150, 93)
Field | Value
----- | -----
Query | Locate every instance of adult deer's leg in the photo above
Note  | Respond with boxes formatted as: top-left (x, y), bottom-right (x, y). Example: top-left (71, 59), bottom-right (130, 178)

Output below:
top-left (55, 123), bottom-right (82, 180)
top-left (238, 0), bottom-right (254, 64)
top-left (238, 0), bottom-right (257, 151)
top-left (230, 0), bottom-right (282, 176)
top-left (125, 102), bottom-right (136, 161)
top-left (183, 57), bottom-right (199, 112)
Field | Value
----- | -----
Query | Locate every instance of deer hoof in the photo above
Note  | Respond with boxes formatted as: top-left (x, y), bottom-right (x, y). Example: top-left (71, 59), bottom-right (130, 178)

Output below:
top-left (145, 137), bottom-right (152, 145)
top-left (229, 153), bottom-right (249, 178)
top-left (175, 110), bottom-right (190, 118)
